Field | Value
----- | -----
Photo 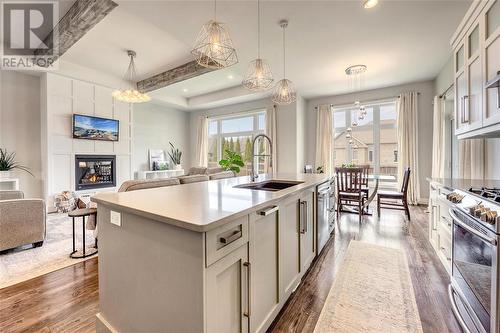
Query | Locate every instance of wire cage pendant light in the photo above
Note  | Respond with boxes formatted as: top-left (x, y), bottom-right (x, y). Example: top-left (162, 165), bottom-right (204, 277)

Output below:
top-left (191, 0), bottom-right (238, 69)
top-left (242, 0), bottom-right (273, 91)
top-left (112, 50), bottom-right (151, 103)
top-left (272, 20), bottom-right (296, 105)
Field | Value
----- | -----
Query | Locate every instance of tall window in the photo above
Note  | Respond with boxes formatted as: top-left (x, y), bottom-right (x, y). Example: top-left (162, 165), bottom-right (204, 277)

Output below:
top-left (208, 111), bottom-right (266, 175)
top-left (333, 101), bottom-right (398, 183)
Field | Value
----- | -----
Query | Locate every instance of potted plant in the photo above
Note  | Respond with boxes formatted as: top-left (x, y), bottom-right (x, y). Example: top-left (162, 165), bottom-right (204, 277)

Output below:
top-left (0, 148), bottom-right (34, 179)
top-left (219, 149), bottom-right (245, 174)
top-left (167, 142), bottom-right (182, 170)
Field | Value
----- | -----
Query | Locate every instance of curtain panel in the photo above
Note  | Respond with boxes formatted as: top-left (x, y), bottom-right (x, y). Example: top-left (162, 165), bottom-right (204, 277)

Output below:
top-left (459, 139), bottom-right (484, 179)
top-left (315, 104), bottom-right (334, 175)
top-left (397, 92), bottom-right (420, 205)
top-left (265, 105), bottom-right (278, 174)
top-left (431, 96), bottom-right (445, 179)
top-left (196, 116), bottom-right (208, 167)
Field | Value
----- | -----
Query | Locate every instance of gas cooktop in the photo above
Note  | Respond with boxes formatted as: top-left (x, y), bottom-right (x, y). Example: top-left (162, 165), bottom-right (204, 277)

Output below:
top-left (469, 187), bottom-right (500, 204)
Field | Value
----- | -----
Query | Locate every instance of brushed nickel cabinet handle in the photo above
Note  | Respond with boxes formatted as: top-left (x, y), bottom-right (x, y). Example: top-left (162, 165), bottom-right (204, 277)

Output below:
top-left (300, 201), bottom-right (307, 234)
top-left (219, 230), bottom-right (242, 245)
top-left (304, 201), bottom-right (308, 233)
top-left (243, 262), bottom-right (251, 318)
top-left (258, 205), bottom-right (278, 216)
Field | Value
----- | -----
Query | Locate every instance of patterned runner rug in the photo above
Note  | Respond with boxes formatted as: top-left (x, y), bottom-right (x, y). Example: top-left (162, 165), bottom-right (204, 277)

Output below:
top-left (314, 241), bottom-right (423, 333)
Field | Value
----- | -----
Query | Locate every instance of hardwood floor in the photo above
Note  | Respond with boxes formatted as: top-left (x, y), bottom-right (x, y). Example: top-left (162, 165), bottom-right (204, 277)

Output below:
top-left (269, 205), bottom-right (462, 333)
top-left (0, 205), bottom-right (460, 333)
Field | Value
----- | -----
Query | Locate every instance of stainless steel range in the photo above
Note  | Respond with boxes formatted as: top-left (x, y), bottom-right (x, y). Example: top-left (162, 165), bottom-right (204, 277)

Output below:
top-left (447, 187), bottom-right (500, 333)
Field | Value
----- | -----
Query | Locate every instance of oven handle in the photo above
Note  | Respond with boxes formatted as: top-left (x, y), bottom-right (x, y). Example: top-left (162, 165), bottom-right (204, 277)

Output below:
top-left (448, 284), bottom-right (473, 333)
top-left (449, 209), bottom-right (497, 246)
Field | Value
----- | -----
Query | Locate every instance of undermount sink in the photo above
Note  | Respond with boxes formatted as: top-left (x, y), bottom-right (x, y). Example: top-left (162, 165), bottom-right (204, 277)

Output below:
top-left (234, 180), bottom-right (304, 192)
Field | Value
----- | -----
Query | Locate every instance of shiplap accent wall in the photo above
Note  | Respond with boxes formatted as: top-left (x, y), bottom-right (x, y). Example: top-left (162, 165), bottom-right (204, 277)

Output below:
top-left (41, 73), bottom-right (133, 202)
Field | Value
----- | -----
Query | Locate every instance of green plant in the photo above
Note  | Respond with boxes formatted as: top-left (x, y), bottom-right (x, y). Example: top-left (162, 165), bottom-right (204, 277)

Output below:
top-left (341, 162), bottom-right (357, 168)
top-left (167, 142), bottom-right (182, 165)
top-left (316, 166), bottom-right (324, 174)
top-left (0, 148), bottom-right (34, 176)
top-left (219, 149), bottom-right (245, 173)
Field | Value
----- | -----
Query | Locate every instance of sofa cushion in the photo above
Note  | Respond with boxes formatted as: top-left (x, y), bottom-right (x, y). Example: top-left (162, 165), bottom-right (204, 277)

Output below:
top-left (178, 174), bottom-right (209, 184)
top-left (188, 167), bottom-right (208, 175)
top-left (209, 171), bottom-right (236, 180)
top-left (118, 178), bottom-right (180, 192)
top-left (207, 167), bottom-right (226, 175)
top-left (0, 190), bottom-right (24, 200)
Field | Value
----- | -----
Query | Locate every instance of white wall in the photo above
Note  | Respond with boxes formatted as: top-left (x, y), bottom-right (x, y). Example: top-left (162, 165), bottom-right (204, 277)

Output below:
top-left (133, 103), bottom-right (190, 173)
top-left (41, 73), bottom-right (133, 200)
top-left (0, 71), bottom-right (42, 198)
top-left (188, 97), bottom-right (304, 174)
top-left (306, 80), bottom-right (435, 201)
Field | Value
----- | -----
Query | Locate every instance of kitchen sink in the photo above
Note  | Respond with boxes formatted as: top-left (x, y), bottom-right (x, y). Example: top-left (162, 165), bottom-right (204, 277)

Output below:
top-left (234, 180), bottom-right (304, 192)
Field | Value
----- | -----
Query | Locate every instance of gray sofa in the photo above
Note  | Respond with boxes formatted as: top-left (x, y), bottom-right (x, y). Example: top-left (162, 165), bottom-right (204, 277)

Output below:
top-left (118, 167), bottom-right (236, 192)
top-left (0, 191), bottom-right (46, 252)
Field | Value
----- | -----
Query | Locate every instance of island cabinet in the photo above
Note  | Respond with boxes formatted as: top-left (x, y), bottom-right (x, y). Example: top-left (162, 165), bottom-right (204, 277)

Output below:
top-left (94, 186), bottom-right (319, 333)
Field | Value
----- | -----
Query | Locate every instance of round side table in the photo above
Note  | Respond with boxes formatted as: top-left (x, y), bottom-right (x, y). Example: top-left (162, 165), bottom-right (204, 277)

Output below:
top-left (68, 208), bottom-right (98, 259)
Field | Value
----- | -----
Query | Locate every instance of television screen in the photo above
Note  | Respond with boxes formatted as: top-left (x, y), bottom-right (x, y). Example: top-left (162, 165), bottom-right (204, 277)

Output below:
top-left (73, 114), bottom-right (119, 141)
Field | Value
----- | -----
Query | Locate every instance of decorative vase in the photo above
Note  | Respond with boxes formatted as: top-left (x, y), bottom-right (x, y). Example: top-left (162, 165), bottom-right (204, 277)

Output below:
top-left (175, 164), bottom-right (182, 171)
top-left (0, 171), bottom-right (11, 179)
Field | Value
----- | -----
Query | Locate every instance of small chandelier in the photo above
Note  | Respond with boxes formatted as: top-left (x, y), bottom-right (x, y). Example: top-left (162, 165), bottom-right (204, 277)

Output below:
top-left (346, 64), bottom-right (367, 108)
top-left (112, 50), bottom-right (150, 103)
top-left (242, 0), bottom-right (273, 91)
top-left (191, 0), bottom-right (238, 69)
top-left (272, 20), bottom-right (296, 105)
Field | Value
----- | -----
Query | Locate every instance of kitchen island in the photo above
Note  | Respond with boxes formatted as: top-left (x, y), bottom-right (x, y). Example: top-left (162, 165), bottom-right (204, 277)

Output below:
top-left (91, 173), bottom-right (330, 333)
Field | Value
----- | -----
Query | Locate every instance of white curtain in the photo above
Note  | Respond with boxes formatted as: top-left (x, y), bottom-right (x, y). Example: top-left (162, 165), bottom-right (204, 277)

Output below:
top-left (315, 104), bottom-right (334, 175)
top-left (397, 92), bottom-right (420, 205)
top-left (459, 139), bottom-right (484, 179)
top-left (265, 105), bottom-right (277, 174)
top-left (431, 96), bottom-right (445, 178)
top-left (196, 116), bottom-right (208, 167)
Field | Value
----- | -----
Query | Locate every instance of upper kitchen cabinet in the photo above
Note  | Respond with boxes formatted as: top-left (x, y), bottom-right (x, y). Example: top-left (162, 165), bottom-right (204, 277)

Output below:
top-left (484, 0), bottom-right (500, 127)
top-left (452, 0), bottom-right (500, 139)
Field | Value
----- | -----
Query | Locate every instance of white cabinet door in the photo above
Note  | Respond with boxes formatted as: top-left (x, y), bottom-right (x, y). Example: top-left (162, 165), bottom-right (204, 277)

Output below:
top-left (279, 194), bottom-right (301, 298)
top-left (484, 0), bottom-right (500, 126)
top-left (206, 244), bottom-right (249, 333)
top-left (249, 206), bottom-right (280, 333)
top-left (300, 191), bottom-right (315, 273)
top-left (455, 42), bottom-right (469, 134)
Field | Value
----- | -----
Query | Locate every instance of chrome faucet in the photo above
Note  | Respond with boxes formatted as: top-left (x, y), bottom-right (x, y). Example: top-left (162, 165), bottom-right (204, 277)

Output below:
top-left (250, 134), bottom-right (273, 182)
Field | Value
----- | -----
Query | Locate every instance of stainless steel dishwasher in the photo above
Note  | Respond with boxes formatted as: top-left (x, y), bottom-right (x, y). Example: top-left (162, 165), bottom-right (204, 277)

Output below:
top-left (317, 180), bottom-right (334, 255)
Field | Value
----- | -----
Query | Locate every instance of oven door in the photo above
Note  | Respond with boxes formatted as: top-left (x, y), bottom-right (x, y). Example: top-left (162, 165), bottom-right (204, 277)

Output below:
top-left (450, 208), bottom-right (498, 333)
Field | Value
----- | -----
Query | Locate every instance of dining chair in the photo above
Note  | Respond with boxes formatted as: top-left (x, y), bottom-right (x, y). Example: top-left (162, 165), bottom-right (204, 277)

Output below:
top-left (377, 168), bottom-right (411, 220)
top-left (359, 165), bottom-right (370, 199)
top-left (336, 167), bottom-right (365, 224)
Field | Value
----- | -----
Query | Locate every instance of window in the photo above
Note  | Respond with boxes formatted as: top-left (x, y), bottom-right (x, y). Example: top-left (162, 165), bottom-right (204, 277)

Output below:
top-left (333, 101), bottom-right (398, 183)
top-left (208, 111), bottom-right (266, 175)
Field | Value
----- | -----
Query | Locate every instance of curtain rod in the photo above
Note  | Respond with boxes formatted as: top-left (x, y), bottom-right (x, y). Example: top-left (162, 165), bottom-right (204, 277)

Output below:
top-left (206, 105), bottom-right (275, 120)
top-left (313, 93), bottom-right (421, 110)
top-left (439, 83), bottom-right (454, 98)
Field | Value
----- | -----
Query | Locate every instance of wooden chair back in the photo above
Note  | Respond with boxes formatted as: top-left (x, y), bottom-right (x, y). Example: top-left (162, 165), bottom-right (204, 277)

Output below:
top-left (359, 165), bottom-right (369, 186)
top-left (401, 168), bottom-right (411, 195)
top-left (335, 167), bottom-right (364, 193)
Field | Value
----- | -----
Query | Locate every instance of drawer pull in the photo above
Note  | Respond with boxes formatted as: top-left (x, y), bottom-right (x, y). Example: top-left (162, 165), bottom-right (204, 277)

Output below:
top-left (219, 230), bottom-right (242, 245)
top-left (258, 206), bottom-right (278, 216)
top-left (243, 262), bottom-right (251, 318)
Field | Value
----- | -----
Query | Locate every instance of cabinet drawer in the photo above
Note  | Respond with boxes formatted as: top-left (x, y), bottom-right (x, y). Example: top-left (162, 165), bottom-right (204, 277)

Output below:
top-left (205, 216), bottom-right (249, 267)
top-left (438, 227), bottom-right (452, 262)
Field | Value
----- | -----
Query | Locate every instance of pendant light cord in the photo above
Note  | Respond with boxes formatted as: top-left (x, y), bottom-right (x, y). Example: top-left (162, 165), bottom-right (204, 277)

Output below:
top-left (257, 0), bottom-right (260, 58)
top-left (214, 0), bottom-right (217, 21)
top-left (282, 24), bottom-right (286, 78)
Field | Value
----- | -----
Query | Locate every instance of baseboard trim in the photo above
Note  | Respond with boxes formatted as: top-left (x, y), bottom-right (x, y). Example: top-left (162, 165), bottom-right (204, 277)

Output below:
top-left (96, 313), bottom-right (118, 333)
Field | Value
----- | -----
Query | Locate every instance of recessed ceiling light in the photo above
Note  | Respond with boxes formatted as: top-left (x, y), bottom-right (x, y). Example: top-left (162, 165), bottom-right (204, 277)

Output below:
top-left (363, 0), bottom-right (378, 9)
top-left (227, 75), bottom-right (234, 79)
top-left (182, 88), bottom-right (188, 93)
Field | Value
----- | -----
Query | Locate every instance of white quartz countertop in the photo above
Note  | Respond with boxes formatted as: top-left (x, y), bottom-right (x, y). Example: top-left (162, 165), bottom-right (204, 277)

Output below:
top-left (91, 173), bottom-right (331, 232)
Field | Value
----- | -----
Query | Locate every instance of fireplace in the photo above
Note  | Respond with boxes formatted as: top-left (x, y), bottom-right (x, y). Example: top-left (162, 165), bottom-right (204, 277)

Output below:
top-left (75, 155), bottom-right (116, 191)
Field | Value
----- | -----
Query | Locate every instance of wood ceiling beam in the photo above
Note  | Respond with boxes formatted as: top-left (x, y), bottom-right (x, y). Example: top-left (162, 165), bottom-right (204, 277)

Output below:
top-left (34, 0), bottom-right (118, 64)
top-left (137, 60), bottom-right (216, 93)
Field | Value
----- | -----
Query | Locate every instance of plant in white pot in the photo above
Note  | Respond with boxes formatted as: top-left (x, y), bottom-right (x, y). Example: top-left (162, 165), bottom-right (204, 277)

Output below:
top-left (0, 148), bottom-right (34, 179)
top-left (167, 142), bottom-right (182, 170)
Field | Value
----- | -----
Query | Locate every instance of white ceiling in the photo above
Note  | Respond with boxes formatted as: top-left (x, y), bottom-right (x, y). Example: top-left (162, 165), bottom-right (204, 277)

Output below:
top-left (59, 0), bottom-right (471, 110)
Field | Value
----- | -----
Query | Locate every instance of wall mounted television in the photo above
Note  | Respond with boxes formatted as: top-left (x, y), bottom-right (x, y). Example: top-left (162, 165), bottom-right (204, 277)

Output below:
top-left (73, 114), bottom-right (119, 142)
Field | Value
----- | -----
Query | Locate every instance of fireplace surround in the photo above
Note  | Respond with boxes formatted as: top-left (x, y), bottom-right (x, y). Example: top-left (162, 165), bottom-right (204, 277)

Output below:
top-left (75, 155), bottom-right (116, 191)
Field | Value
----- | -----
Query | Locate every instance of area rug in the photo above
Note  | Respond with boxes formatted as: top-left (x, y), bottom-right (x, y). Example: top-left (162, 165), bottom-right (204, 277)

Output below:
top-left (0, 213), bottom-right (97, 289)
top-left (313, 241), bottom-right (423, 333)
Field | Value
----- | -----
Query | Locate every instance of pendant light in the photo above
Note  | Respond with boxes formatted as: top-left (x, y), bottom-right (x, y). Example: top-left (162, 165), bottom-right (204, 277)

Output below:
top-left (242, 0), bottom-right (273, 91)
top-left (272, 20), bottom-right (296, 105)
top-left (345, 64), bottom-right (367, 126)
top-left (112, 50), bottom-right (151, 103)
top-left (191, 0), bottom-right (238, 69)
